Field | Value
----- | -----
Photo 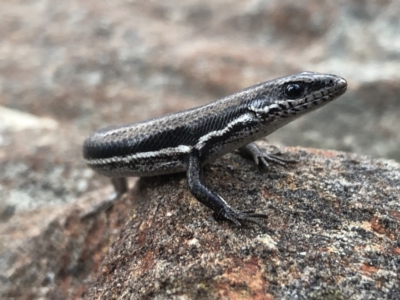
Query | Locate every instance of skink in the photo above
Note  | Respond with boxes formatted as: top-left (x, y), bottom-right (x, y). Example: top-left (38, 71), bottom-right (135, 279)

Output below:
top-left (83, 72), bottom-right (347, 226)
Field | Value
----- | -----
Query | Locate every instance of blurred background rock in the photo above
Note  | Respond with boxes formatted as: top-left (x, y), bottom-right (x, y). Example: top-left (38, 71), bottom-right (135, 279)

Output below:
top-left (0, 0), bottom-right (399, 228)
top-left (1, 1), bottom-right (400, 298)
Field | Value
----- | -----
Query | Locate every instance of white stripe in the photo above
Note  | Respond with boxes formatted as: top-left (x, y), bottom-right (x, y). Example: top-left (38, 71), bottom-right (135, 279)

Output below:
top-left (217, 194), bottom-right (230, 206)
top-left (86, 145), bottom-right (192, 165)
top-left (87, 113), bottom-right (254, 166)
top-left (196, 113), bottom-right (253, 149)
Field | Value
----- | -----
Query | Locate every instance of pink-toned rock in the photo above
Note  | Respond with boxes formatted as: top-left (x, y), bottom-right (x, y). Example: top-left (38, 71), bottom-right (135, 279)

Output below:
top-left (85, 144), bottom-right (400, 299)
top-left (0, 185), bottom-right (136, 299)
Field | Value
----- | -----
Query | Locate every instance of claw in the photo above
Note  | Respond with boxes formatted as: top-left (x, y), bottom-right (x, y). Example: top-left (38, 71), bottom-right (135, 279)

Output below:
top-left (259, 153), bottom-right (298, 168)
top-left (219, 207), bottom-right (268, 227)
top-left (239, 143), bottom-right (298, 169)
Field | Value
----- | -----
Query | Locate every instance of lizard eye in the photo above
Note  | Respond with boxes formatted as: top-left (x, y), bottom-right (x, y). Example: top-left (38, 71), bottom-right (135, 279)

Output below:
top-left (284, 83), bottom-right (305, 99)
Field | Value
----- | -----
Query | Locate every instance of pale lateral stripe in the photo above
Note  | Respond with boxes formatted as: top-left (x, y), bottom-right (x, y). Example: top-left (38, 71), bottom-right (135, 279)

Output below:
top-left (196, 113), bottom-right (254, 149)
top-left (88, 113), bottom-right (254, 166)
top-left (249, 103), bottom-right (281, 114)
top-left (249, 98), bottom-right (312, 115)
top-left (267, 103), bottom-right (280, 111)
top-left (217, 195), bottom-right (230, 207)
top-left (249, 105), bottom-right (269, 114)
top-left (86, 145), bottom-right (192, 166)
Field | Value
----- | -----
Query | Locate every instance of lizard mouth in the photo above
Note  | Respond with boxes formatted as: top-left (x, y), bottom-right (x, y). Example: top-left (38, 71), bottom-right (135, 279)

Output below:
top-left (270, 77), bottom-right (347, 117)
top-left (329, 76), bottom-right (347, 96)
top-left (294, 77), bottom-right (347, 109)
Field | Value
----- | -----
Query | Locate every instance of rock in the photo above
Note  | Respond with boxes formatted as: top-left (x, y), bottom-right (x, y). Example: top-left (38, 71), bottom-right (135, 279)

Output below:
top-left (0, 184), bottom-right (136, 299)
top-left (0, 106), bottom-right (57, 132)
top-left (84, 143), bottom-right (400, 299)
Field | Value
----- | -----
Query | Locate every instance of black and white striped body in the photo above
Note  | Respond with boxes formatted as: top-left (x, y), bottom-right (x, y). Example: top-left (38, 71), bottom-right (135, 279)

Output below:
top-left (83, 72), bottom-right (347, 226)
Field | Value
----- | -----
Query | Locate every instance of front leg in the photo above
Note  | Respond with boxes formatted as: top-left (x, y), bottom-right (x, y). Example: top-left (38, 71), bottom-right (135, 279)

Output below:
top-left (186, 152), bottom-right (268, 226)
top-left (239, 142), bottom-right (298, 168)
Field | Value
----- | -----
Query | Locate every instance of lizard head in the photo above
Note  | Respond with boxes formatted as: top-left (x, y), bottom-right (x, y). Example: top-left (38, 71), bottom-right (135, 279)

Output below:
top-left (247, 71), bottom-right (347, 121)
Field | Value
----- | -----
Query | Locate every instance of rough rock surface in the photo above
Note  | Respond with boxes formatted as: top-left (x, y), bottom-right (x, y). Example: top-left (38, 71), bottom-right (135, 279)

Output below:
top-left (85, 143), bottom-right (400, 299)
top-left (0, 183), bottom-right (137, 299)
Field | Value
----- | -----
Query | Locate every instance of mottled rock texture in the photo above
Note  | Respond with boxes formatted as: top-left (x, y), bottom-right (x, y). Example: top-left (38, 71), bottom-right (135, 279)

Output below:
top-left (0, 184), bottom-right (137, 299)
top-left (85, 144), bottom-right (400, 299)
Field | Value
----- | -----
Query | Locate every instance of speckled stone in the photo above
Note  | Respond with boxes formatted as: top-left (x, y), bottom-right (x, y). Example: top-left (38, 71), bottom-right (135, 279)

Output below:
top-left (85, 143), bottom-right (400, 299)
